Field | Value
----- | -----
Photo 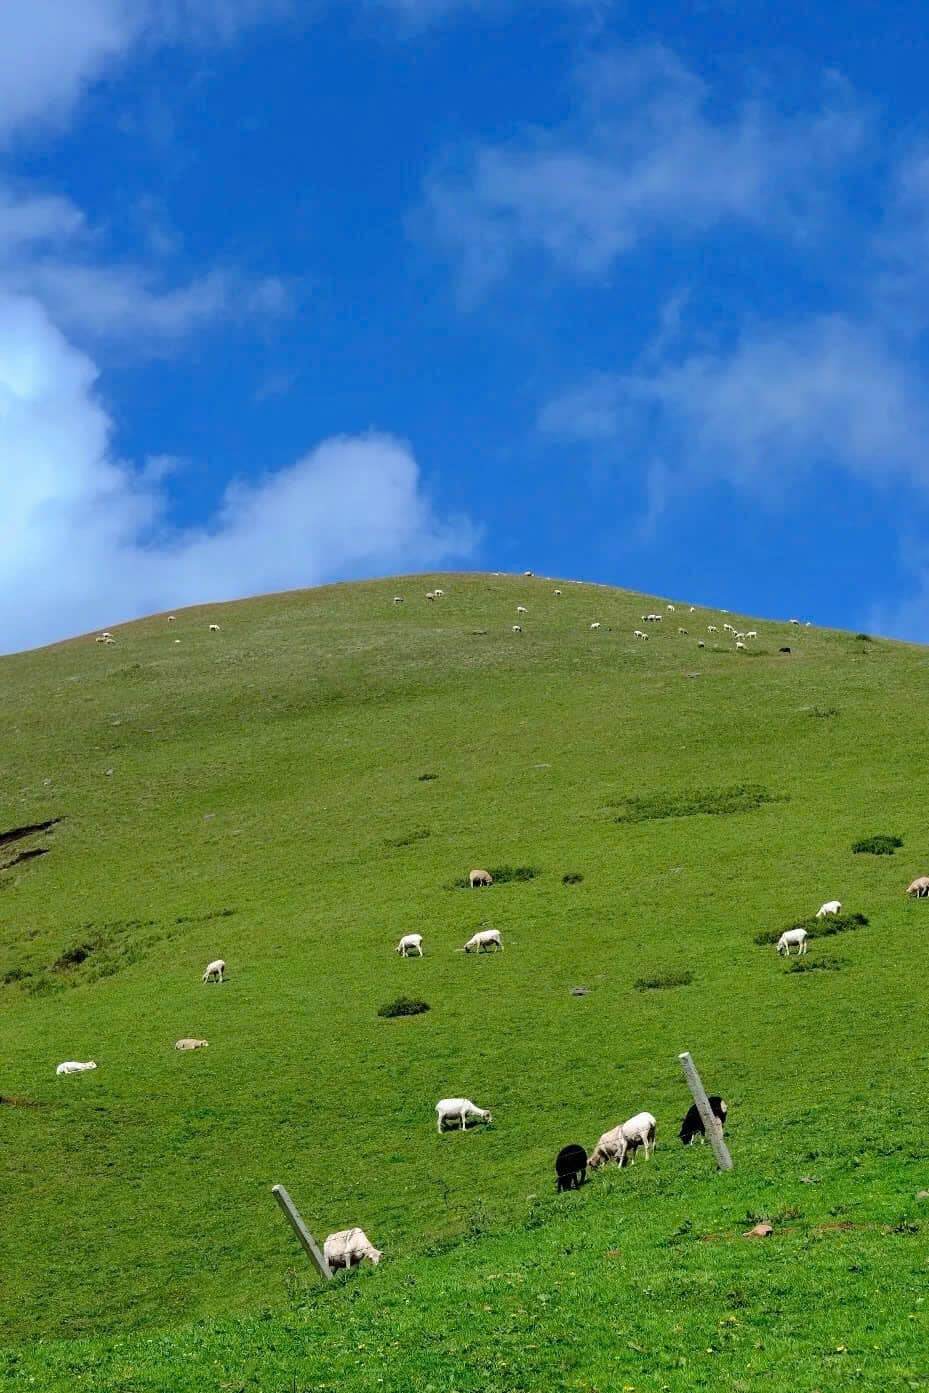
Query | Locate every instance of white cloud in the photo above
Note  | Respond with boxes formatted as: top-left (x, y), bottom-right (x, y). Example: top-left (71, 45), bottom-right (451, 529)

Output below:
top-left (0, 290), bottom-right (476, 653)
top-left (427, 46), bottom-right (865, 295)
top-left (542, 315), bottom-right (929, 500)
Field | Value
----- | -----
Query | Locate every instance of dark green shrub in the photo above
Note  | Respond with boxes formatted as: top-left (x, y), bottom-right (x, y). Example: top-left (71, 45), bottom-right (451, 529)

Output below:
top-left (562, 872), bottom-right (584, 885)
top-left (634, 971), bottom-right (694, 992)
top-left (809, 706), bottom-right (838, 719)
top-left (615, 784), bottom-right (785, 824)
top-left (384, 828), bottom-right (431, 849)
top-left (449, 865), bottom-right (541, 889)
top-left (377, 997), bottom-right (430, 1019)
top-left (788, 957), bottom-right (848, 973)
top-left (417, 773), bottom-right (438, 782)
top-left (754, 912), bottom-right (868, 946)
top-left (855, 634), bottom-right (873, 642)
top-left (852, 834), bottom-right (902, 855)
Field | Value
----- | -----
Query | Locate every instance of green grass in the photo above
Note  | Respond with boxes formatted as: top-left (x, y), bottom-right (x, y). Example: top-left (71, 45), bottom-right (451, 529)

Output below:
top-left (2, 571), bottom-right (929, 1391)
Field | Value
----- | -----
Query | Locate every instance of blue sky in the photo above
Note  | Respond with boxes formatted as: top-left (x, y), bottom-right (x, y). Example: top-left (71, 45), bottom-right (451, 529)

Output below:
top-left (3, 0), bottom-right (929, 651)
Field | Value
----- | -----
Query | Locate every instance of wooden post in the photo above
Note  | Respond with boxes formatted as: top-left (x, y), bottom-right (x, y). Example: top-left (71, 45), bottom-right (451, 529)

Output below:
top-left (272, 1184), bottom-right (332, 1280)
top-left (678, 1051), bottom-right (733, 1171)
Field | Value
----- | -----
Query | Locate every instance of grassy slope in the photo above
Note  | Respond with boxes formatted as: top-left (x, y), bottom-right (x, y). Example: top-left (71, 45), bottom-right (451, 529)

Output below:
top-left (2, 574), bottom-right (929, 1391)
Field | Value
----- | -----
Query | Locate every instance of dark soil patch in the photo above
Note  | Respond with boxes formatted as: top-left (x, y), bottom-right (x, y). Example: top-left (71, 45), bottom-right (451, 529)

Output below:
top-left (0, 817), bottom-right (62, 848)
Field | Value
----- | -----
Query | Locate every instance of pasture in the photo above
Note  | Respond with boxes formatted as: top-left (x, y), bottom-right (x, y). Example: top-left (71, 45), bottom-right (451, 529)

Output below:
top-left (1, 572), bottom-right (928, 1390)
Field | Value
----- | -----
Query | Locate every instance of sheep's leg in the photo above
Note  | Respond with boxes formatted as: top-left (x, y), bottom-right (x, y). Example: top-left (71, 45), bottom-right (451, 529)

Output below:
top-left (460, 1113), bottom-right (467, 1130)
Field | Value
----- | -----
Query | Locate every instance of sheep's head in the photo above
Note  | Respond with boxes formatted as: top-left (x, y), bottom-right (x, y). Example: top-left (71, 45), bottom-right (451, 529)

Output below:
top-left (368, 1247), bottom-right (384, 1265)
top-left (481, 1109), bottom-right (492, 1124)
top-left (587, 1149), bottom-right (604, 1169)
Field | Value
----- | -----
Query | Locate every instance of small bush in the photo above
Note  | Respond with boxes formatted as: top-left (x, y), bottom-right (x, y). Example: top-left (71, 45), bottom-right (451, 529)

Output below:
top-left (384, 828), bottom-right (431, 849)
top-left (377, 996), bottom-right (430, 1019)
top-left (852, 834), bottom-right (902, 856)
top-left (788, 956), bottom-right (848, 973)
top-left (449, 865), bottom-right (540, 889)
top-left (808, 706), bottom-right (838, 719)
top-left (562, 872), bottom-right (584, 885)
top-left (53, 943), bottom-right (93, 970)
top-left (754, 912), bottom-right (868, 946)
top-left (855, 634), bottom-right (873, 642)
top-left (2, 966), bottom-right (31, 984)
top-left (418, 773), bottom-right (438, 782)
top-left (614, 784), bottom-right (785, 824)
top-left (634, 971), bottom-right (694, 992)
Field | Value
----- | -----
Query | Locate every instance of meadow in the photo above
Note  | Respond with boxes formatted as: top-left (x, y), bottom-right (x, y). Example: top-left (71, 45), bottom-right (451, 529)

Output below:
top-left (1, 572), bottom-right (928, 1391)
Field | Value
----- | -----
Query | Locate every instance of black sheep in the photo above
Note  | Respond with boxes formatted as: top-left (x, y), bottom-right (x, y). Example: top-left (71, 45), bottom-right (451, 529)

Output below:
top-left (679, 1096), bottom-right (728, 1145)
top-left (555, 1143), bottom-right (588, 1192)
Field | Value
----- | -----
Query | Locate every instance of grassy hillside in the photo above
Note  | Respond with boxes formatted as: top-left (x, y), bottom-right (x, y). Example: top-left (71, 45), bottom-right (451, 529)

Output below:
top-left (2, 573), bottom-right (929, 1391)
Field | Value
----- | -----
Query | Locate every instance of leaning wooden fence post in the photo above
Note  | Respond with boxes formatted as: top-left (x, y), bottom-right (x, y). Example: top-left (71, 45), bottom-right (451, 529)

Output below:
top-left (272, 1184), bottom-right (332, 1280)
top-left (678, 1051), bottom-right (733, 1171)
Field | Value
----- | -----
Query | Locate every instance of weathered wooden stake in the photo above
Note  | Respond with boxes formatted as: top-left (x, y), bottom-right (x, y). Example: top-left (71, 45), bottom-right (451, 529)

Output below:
top-left (272, 1184), bottom-right (332, 1280)
top-left (678, 1051), bottom-right (733, 1171)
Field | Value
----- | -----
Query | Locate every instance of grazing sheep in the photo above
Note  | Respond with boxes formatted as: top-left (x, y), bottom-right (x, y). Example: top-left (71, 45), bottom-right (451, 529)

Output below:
top-left (723, 623), bottom-right (735, 634)
top-left (697, 640), bottom-right (705, 648)
top-left (667, 604), bottom-right (675, 612)
top-left (554, 589), bottom-right (562, 595)
top-left (588, 1111), bottom-right (657, 1168)
top-left (776, 928), bottom-right (808, 956)
top-left (906, 876), bottom-right (929, 897)
top-left (434, 588), bottom-right (445, 597)
top-left (516, 605), bottom-right (528, 614)
top-left (678, 627), bottom-right (688, 635)
top-left (736, 641), bottom-right (746, 650)
top-left (95, 635), bottom-right (105, 643)
top-left (469, 868), bottom-right (493, 888)
top-left (202, 958), bottom-right (226, 983)
top-left (746, 630), bottom-right (757, 639)
top-left (209, 623), bottom-right (220, 632)
top-left (56, 1060), bottom-right (97, 1076)
top-left (168, 615), bottom-right (176, 622)
top-left (103, 635), bottom-right (115, 644)
top-left (512, 625), bottom-right (523, 633)
top-left (396, 933), bottom-right (424, 957)
top-left (436, 1097), bottom-right (492, 1132)
top-left (790, 618), bottom-right (801, 626)
top-left (555, 1143), bottom-right (588, 1192)
top-left (464, 928), bottom-right (503, 953)
top-left (393, 596), bottom-right (404, 604)
top-left (324, 1227), bottom-right (383, 1269)
top-left (175, 1039), bottom-right (209, 1051)
top-left (708, 625), bottom-right (718, 633)
top-left (589, 621), bottom-right (601, 630)
top-left (633, 629), bottom-right (648, 639)
top-left (689, 606), bottom-right (696, 612)
top-left (816, 900), bottom-right (842, 918)
top-left (679, 1096), bottom-right (728, 1145)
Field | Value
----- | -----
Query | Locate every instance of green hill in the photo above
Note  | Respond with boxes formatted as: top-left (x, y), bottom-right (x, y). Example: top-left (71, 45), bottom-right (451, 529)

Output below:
top-left (2, 573), bottom-right (928, 1392)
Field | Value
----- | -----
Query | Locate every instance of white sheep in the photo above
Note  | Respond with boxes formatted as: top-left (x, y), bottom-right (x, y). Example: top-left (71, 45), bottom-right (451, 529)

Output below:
top-left (523, 570), bottom-right (534, 576)
top-left (790, 618), bottom-right (801, 626)
top-left (590, 621), bottom-right (601, 630)
top-left (103, 635), bottom-right (115, 644)
top-left (464, 928), bottom-right (503, 953)
top-left (588, 1111), bottom-right (657, 1168)
top-left (678, 627), bottom-right (688, 635)
top-left (667, 604), bottom-right (675, 612)
top-left (708, 625), bottom-right (718, 633)
top-left (202, 958), bottom-right (226, 983)
top-left (324, 1227), bottom-right (383, 1269)
top-left (95, 635), bottom-right (105, 643)
top-left (425, 591), bottom-right (436, 600)
top-left (736, 640), bottom-right (746, 650)
top-left (633, 629), bottom-right (648, 639)
top-left (56, 1061), bottom-right (97, 1076)
top-left (746, 630), bottom-right (757, 639)
top-left (906, 876), bottom-right (929, 897)
top-left (436, 1097), bottom-right (492, 1132)
top-left (393, 596), bottom-right (404, 604)
top-left (434, 588), bottom-right (445, 597)
top-left (396, 933), bottom-right (424, 957)
top-left (469, 869), bottom-right (493, 887)
top-left (697, 640), bottom-right (705, 648)
top-left (516, 605), bottom-right (528, 614)
top-left (512, 624), bottom-right (523, 633)
top-left (554, 589), bottom-right (562, 595)
top-left (816, 900), bottom-right (842, 918)
top-left (689, 606), bottom-right (696, 613)
top-left (209, 623), bottom-right (220, 632)
top-left (175, 1039), bottom-right (209, 1051)
top-left (776, 928), bottom-right (808, 956)
top-left (168, 615), bottom-right (176, 622)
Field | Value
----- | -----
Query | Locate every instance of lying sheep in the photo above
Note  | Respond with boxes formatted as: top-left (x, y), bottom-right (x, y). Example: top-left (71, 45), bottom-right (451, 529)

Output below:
top-left (436, 1097), bottom-right (492, 1132)
top-left (469, 868), bottom-right (493, 888)
top-left (396, 933), bottom-right (423, 957)
top-left (202, 958), bottom-right (226, 982)
top-left (56, 1061), bottom-right (97, 1076)
top-left (175, 1039), bottom-right (209, 1051)
top-left (464, 928), bottom-right (503, 953)
top-left (588, 1111), bottom-right (656, 1168)
top-left (324, 1227), bottom-right (383, 1269)
top-left (776, 928), bottom-right (808, 956)
top-left (816, 900), bottom-right (841, 918)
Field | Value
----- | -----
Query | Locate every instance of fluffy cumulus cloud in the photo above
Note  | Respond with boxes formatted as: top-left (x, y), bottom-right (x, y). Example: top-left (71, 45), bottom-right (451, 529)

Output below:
top-left (427, 46), bottom-right (865, 294)
top-left (0, 292), bottom-right (474, 652)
